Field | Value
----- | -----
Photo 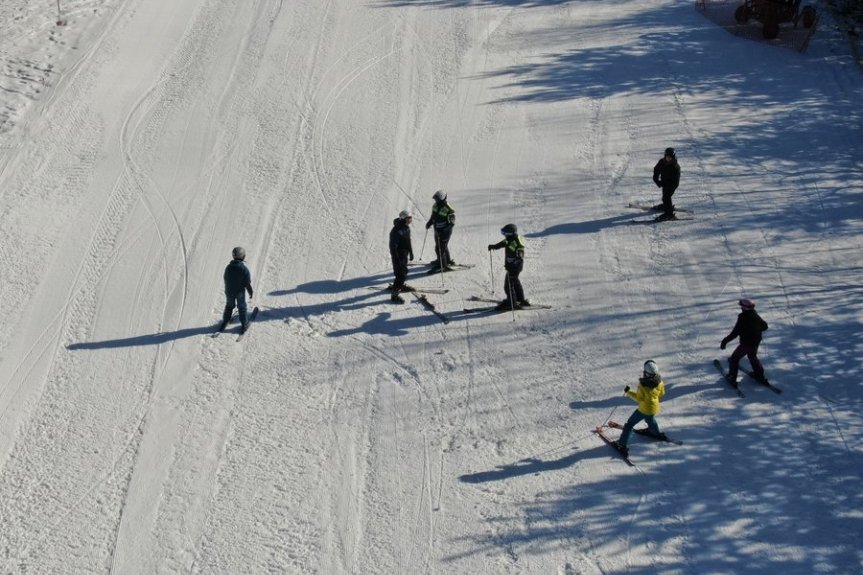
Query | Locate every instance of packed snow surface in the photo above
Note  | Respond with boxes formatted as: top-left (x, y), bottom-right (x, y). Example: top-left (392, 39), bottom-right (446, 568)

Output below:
top-left (0, 0), bottom-right (861, 573)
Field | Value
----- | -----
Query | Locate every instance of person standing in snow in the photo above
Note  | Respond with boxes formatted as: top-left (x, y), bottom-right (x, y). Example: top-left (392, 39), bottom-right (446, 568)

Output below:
top-left (614, 360), bottom-right (667, 458)
top-left (487, 223), bottom-right (530, 310)
top-left (721, 298), bottom-right (770, 385)
top-left (653, 147), bottom-right (680, 220)
top-left (389, 210), bottom-right (414, 302)
top-left (425, 189), bottom-right (456, 272)
top-left (220, 246), bottom-right (254, 332)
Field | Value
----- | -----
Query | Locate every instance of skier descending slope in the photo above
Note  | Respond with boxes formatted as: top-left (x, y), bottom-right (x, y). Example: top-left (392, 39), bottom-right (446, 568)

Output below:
top-left (720, 298), bottom-right (770, 386)
top-left (652, 147), bottom-right (681, 221)
top-left (220, 246), bottom-right (255, 333)
top-left (613, 360), bottom-right (667, 458)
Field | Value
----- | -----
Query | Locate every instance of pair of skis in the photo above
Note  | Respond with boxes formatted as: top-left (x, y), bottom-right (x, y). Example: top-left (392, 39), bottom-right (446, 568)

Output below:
top-left (627, 202), bottom-right (693, 223)
top-left (461, 296), bottom-right (552, 314)
top-left (713, 358), bottom-right (783, 396)
top-left (594, 421), bottom-right (683, 466)
top-left (212, 307), bottom-right (259, 341)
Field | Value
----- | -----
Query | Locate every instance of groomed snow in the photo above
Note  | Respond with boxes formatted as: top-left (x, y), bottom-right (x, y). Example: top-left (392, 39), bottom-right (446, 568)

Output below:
top-left (0, 0), bottom-right (861, 573)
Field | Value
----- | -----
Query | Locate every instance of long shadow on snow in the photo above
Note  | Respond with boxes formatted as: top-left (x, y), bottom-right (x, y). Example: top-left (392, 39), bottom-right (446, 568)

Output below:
top-left (66, 272), bottom-right (418, 349)
top-left (450, 401), bottom-right (863, 573)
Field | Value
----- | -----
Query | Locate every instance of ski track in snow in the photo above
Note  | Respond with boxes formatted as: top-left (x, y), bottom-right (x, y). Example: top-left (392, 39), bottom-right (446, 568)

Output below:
top-left (0, 0), bottom-right (861, 573)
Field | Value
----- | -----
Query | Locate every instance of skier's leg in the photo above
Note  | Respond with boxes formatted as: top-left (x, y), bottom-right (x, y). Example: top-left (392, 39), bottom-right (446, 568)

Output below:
top-left (662, 187), bottom-right (674, 215)
top-left (747, 345), bottom-right (765, 379)
top-left (236, 291), bottom-right (248, 325)
top-left (439, 228), bottom-right (452, 267)
top-left (728, 345), bottom-right (746, 381)
top-left (392, 254), bottom-right (406, 289)
top-left (222, 294), bottom-right (235, 324)
top-left (511, 272), bottom-right (525, 303)
top-left (503, 271), bottom-right (516, 303)
top-left (644, 414), bottom-right (661, 435)
top-left (620, 410), bottom-right (646, 447)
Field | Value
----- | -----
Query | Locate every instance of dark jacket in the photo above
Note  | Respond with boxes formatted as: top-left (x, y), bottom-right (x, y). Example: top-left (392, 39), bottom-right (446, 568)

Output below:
top-left (426, 201), bottom-right (455, 231)
top-left (653, 158), bottom-right (680, 191)
top-left (389, 218), bottom-right (413, 259)
top-left (224, 259), bottom-right (253, 297)
top-left (722, 309), bottom-right (768, 348)
top-left (490, 235), bottom-right (525, 271)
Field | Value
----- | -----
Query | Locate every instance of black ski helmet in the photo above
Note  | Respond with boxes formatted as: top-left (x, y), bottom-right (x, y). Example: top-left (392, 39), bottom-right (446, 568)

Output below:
top-left (501, 223), bottom-right (518, 236)
top-left (232, 246), bottom-right (246, 260)
top-left (664, 147), bottom-right (676, 159)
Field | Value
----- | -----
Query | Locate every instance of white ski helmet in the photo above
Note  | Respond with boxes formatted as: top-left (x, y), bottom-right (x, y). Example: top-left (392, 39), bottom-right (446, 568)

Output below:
top-left (643, 360), bottom-right (660, 379)
top-left (399, 209), bottom-right (412, 220)
top-left (432, 189), bottom-right (446, 202)
top-left (232, 246), bottom-right (246, 260)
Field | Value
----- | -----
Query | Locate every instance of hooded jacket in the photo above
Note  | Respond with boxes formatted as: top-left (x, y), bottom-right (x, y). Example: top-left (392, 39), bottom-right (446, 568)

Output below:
top-left (722, 309), bottom-right (769, 348)
top-left (389, 218), bottom-right (413, 259)
top-left (653, 157), bottom-right (680, 191)
top-left (626, 377), bottom-right (665, 416)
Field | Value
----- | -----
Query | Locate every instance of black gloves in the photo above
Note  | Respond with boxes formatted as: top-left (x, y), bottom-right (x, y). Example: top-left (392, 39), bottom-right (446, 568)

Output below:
top-left (426, 222), bottom-right (432, 229)
top-left (720, 339), bottom-right (728, 350)
top-left (409, 253), bottom-right (414, 261)
top-left (624, 385), bottom-right (631, 393)
top-left (487, 244), bottom-right (494, 251)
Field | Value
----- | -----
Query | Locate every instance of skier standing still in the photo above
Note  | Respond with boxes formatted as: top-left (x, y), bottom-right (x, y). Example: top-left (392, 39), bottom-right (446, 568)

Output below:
top-left (221, 246), bottom-right (254, 332)
top-left (487, 223), bottom-right (530, 310)
top-left (425, 189), bottom-right (456, 272)
top-left (653, 147), bottom-right (680, 220)
top-left (614, 360), bottom-right (667, 458)
top-left (721, 298), bottom-right (770, 385)
top-left (389, 210), bottom-right (414, 302)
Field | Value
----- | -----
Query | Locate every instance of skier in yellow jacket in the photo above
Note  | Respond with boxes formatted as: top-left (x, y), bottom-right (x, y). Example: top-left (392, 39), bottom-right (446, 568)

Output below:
top-left (614, 360), bottom-right (666, 457)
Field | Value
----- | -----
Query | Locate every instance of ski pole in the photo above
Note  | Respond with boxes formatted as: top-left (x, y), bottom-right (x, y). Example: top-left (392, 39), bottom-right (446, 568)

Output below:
top-left (602, 405), bottom-right (619, 427)
top-left (489, 251), bottom-right (495, 296)
top-left (434, 229), bottom-right (445, 287)
top-left (506, 272), bottom-right (516, 322)
top-left (419, 227), bottom-right (429, 261)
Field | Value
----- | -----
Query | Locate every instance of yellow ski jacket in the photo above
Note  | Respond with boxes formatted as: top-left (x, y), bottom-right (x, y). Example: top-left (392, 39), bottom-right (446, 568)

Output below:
top-left (626, 378), bottom-right (665, 415)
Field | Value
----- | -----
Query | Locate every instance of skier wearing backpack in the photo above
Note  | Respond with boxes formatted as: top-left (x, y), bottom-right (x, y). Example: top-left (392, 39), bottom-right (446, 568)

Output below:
top-left (721, 298), bottom-right (770, 385)
top-left (613, 360), bottom-right (667, 458)
top-left (220, 246), bottom-right (254, 332)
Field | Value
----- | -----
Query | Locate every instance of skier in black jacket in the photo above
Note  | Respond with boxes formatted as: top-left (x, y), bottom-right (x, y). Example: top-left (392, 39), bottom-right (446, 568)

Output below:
top-left (221, 246), bottom-right (254, 332)
top-left (389, 210), bottom-right (414, 301)
top-left (653, 147), bottom-right (680, 220)
top-left (721, 298), bottom-right (769, 384)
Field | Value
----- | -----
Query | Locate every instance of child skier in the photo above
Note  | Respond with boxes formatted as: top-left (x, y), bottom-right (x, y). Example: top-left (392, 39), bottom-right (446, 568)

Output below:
top-left (720, 298), bottom-right (770, 385)
top-left (425, 189), bottom-right (456, 272)
top-left (487, 223), bottom-right (530, 310)
top-left (221, 246), bottom-right (254, 333)
top-left (614, 360), bottom-right (666, 457)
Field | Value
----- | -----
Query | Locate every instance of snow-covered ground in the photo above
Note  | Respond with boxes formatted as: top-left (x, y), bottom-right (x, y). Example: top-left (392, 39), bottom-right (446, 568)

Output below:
top-left (1, 0), bottom-right (861, 573)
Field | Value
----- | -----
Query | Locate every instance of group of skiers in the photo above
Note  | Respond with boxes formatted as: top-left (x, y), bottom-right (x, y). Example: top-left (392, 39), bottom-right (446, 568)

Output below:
top-left (218, 147), bottom-right (772, 459)
top-left (388, 189), bottom-right (529, 309)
